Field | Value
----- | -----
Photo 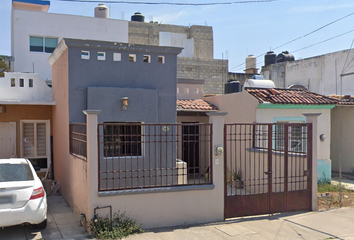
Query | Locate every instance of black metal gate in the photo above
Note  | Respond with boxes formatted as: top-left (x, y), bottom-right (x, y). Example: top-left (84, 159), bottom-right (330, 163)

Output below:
top-left (224, 123), bottom-right (312, 219)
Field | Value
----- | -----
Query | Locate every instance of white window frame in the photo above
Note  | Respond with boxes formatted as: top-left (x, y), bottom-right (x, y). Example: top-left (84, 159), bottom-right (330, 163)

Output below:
top-left (97, 52), bottom-right (106, 61)
top-left (129, 54), bottom-right (136, 62)
top-left (29, 36), bottom-right (58, 53)
top-left (158, 56), bottom-right (165, 64)
top-left (20, 120), bottom-right (51, 171)
top-left (143, 55), bottom-right (151, 63)
top-left (113, 53), bottom-right (121, 61)
top-left (81, 50), bottom-right (90, 60)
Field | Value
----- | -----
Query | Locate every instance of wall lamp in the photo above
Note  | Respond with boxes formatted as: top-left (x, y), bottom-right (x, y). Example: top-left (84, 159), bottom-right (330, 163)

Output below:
top-left (319, 134), bottom-right (326, 142)
top-left (121, 97), bottom-right (128, 110)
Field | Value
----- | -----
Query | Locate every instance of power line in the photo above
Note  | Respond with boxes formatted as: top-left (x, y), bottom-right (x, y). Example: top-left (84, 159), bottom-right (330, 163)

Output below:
top-left (230, 10), bottom-right (354, 72)
top-left (54, 0), bottom-right (281, 5)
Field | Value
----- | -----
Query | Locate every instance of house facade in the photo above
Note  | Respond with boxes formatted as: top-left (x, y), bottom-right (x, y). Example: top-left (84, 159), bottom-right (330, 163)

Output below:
top-left (0, 72), bottom-right (54, 172)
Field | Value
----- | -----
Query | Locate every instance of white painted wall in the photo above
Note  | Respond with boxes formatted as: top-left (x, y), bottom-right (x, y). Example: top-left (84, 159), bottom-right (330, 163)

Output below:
top-left (256, 108), bottom-right (331, 161)
top-left (263, 49), bottom-right (354, 96)
top-left (0, 72), bottom-right (52, 103)
top-left (160, 32), bottom-right (194, 58)
top-left (12, 9), bottom-right (128, 81)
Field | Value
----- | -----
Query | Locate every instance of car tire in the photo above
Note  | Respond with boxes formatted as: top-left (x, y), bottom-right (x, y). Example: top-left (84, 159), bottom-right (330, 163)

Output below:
top-left (33, 219), bottom-right (47, 229)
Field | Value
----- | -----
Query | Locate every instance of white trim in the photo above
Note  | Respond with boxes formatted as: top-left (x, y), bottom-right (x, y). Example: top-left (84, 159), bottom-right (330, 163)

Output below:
top-left (0, 101), bottom-right (56, 105)
top-left (129, 54), bottom-right (136, 62)
top-left (20, 120), bottom-right (51, 171)
top-left (97, 52), bottom-right (106, 61)
top-left (81, 50), bottom-right (90, 60)
top-left (113, 53), bottom-right (121, 61)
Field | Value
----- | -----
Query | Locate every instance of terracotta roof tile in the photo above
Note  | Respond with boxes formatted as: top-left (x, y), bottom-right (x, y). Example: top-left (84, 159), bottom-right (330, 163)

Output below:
top-left (246, 88), bottom-right (338, 105)
top-left (329, 95), bottom-right (354, 105)
top-left (177, 99), bottom-right (218, 111)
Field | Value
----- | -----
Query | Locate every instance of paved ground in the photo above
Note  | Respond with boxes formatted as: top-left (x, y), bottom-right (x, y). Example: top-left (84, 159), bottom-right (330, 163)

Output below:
top-left (2, 176), bottom-right (354, 240)
top-left (0, 195), bottom-right (91, 240)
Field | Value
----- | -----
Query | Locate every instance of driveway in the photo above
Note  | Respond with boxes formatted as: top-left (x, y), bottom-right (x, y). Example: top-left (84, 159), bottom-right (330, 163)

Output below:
top-left (0, 195), bottom-right (90, 240)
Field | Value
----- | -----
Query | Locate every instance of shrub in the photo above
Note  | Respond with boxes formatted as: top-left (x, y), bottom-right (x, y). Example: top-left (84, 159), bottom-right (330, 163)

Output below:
top-left (89, 212), bottom-right (144, 239)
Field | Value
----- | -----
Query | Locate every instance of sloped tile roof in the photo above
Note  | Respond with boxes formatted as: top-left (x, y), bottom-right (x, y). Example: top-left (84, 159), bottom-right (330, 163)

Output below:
top-left (246, 88), bottom-right (338, 105)
top-left (177, 99), bottom-right (218, 111)
top-left (329, 95), bottom-right (354, 105)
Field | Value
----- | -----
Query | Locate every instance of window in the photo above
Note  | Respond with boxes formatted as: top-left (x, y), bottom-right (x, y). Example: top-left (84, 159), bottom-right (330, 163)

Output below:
top-left (29, 36), bottom-right (58, 53)
top-left (103, 124), bottom-right (142, 157)
top-left (29, 79), bottom-right (33, 88)
top-left (113, 53), bottom-right (121, 61)
top-left (143, 55), bottom-right (150, 63)
top-left (177, 88), bottom-right (179, 94)
top-left (158, 56), bottom-right (165, 64)
top-left (97, 52), bottom-right (106, 61)
top-left (81, 51), bottom-right (90, 60)
top-left (21, 120), bottom-right (50, 169)
top-left (11, 78), bottom-right (15, 87)
top-left (19, 78), bottom-right (24, 87)
top-left (184, 88), bottom-right (189, 94)
top-left (129, 54), bottom-right (136, 62)
top-left (274, 120), bottom-right (306, 153)
top-left (194, 88), bottom-right (199, 94)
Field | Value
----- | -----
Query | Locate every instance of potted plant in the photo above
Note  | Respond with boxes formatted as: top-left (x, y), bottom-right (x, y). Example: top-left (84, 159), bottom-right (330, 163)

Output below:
top-left (233, 169), bottom-right (243, 189)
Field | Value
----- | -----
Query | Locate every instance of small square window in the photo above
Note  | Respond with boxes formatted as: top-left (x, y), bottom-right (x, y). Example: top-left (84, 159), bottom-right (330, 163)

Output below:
top-left (158, 56), bottom-right (165, 64)
top-left (143, 55), bottom-right (150, 63)
top-left (129, 54), bottom-right (136, 62)
top-left (29, 79), bottom-right (33, 88)
top-left (81, 51), bottom-right (90, 60)
top-left (20, 78), bottom-right (24, 87)
top-left (177, 88), bottom-right (179, 94)
top-left (184, 88), bottom-right (189, 94)
top-left (11, 78), bottom-right (15, 87)
top-left (194, 88), bottom-right (199, 94)
top-left (97, 52), bottom-right (106, 61)
top-left (113, 53), bottom-right (121, 61)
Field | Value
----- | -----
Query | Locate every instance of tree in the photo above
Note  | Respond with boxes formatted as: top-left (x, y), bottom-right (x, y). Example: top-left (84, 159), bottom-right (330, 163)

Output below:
top-left (0, 57), bottom-right (9, 77)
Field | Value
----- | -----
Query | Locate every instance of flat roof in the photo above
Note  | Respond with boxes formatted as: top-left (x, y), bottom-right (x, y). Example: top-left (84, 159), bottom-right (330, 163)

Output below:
top-left (12, 0), bottom-right (50, 6)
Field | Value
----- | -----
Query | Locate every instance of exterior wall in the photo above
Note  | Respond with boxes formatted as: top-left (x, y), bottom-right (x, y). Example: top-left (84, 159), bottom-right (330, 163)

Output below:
top-left (262, 49), bottom-right (354, 95)
top-left (12, 8), bottom-right (128, 81)
top-left (129, 21), bottom-right (228, 94)
top-left (204, 91), bottom-right (258, 123)
top-left (65, 41), bottom-right (179, 124)
top-left (0, 72), bottom-right (52, 102)
top-left (331, 106), bottom-right (354, 174)
top-left (0, 105), bottom-right (52, 158)
top-left (257, 108), bottom-right (332, 181)
top-left (177, 82), bottom-right (204, 99)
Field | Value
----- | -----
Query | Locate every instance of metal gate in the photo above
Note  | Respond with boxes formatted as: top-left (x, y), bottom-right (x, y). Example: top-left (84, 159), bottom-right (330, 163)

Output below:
top-left (224, 123), bottom-right (312, 219)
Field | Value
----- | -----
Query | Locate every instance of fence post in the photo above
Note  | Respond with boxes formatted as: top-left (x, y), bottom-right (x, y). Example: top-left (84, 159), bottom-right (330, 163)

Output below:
top-left (83, 110), bottom-right (101, 221)
top-left (206, 111), bottom-right (228, 219)
top-left (303, 113), bottom-right (321, 211)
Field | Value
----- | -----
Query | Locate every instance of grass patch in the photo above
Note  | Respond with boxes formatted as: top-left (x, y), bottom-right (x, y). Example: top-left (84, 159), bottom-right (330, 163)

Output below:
top-left (90, 212), bottom-right (144, 239)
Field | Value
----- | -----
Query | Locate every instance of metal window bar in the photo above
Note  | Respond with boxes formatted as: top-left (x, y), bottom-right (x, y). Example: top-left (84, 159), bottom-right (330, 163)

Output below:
top-left (98, 123), bottom-right (212, 191)
top-left (69, 123), bottom-right (87, 160)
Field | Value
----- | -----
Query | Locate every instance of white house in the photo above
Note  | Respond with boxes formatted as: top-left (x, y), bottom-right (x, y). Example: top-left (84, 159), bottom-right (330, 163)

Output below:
top-left (11, 0), bottom-right (128, 82)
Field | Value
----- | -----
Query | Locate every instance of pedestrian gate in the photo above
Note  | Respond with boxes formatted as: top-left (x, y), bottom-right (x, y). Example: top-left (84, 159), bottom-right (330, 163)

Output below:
top-left (224, 123), bottom-right (312, 219)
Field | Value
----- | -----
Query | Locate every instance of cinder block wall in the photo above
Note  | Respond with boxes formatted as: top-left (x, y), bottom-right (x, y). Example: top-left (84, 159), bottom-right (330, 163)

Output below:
top-left (129, 22), bottom-right (228, 94)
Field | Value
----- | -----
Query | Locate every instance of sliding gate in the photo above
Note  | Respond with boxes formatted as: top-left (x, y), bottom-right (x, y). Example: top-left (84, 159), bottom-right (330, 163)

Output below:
top-left (224, 123), bottom-right (312, 219)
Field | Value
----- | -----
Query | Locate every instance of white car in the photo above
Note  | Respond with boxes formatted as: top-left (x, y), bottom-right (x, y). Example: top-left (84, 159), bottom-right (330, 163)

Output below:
top-left (0, 158), bottom-right (47, 228)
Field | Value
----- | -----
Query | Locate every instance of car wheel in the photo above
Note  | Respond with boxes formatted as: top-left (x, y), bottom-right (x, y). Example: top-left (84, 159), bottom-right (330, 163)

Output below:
top-left (33, 219), bottom-right (47, 229)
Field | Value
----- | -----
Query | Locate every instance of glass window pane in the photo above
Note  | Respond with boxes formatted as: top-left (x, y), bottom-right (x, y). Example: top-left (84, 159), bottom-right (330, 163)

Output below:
top-left (29, 79), bottom-right (33, 87)
top-left (0, 164), bottom-right (34, 182)
top-left (19, 78), bottom-right (24, 87)
top-left (45, 38), bottom-right (58, 53)
top-left (23, 123), bottom-right (35, 157)
top-left (30, 36), bottom-right (43, 52)
top-left (37, 123), bottom-right (46, 156)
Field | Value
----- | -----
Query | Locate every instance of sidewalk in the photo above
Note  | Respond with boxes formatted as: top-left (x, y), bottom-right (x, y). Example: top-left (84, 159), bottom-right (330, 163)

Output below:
top-left (127, 208), bottom-right (354, 240)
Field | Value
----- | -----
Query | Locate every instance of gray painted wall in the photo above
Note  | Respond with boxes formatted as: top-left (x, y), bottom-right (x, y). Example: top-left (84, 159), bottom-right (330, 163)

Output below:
top-left (64, 39), bottom-right (182, 124)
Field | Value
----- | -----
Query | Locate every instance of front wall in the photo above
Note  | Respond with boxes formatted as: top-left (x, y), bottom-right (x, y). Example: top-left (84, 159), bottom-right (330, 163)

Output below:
top-left (0, 105), bottom-right (52, 157)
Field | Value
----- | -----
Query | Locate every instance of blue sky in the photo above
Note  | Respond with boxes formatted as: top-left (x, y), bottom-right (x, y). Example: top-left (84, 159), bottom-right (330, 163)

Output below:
top-left (1, 0), bottom-right (354, 72)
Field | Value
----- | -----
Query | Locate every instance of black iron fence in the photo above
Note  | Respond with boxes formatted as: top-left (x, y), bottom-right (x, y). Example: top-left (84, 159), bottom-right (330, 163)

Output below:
top-left (69, 123), bottom-right (87, 159)
top-left (98, 123), bottom-right (213, 191)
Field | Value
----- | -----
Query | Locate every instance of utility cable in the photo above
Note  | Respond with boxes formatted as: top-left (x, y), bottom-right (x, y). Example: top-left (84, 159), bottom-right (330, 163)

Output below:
top-left (55, 0), bottom-right (281, 5)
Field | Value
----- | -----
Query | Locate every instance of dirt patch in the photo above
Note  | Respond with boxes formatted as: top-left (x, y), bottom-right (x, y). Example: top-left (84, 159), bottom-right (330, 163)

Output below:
top-left (318, 190), bottom-right (354, 211)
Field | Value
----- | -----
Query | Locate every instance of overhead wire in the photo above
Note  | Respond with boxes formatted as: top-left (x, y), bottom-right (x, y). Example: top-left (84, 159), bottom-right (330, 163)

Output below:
top-left (341, 38), bottom-right (354, 74)
top-left (54, 0), bottom-right (281, 5)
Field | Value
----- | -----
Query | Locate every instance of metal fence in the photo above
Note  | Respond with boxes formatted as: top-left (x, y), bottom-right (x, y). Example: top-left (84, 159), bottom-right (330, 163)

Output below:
top-left (98, 123), bottom-right (213, 191)
top-left (69, 123), bottom-right (87, 159)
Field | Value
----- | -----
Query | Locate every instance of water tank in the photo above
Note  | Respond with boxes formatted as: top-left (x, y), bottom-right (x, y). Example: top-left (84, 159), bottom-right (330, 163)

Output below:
top-left (276, 51), bottom-right (295, 63)
top-left (131, 12), bottom-right (145, 22)
top-left (225, 80), bottom-right (241, 94)
top-left (95, 4), bottom-right (109, 18)
top-left (245, 55), bottom-right (257, 70)
top-left (265, 51), bottom-right (276, 66)
top-left (244, 79), bottom-right (275, 88)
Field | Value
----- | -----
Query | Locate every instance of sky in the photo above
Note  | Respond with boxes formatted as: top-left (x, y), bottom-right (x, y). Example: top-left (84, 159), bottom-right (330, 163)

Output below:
top-left (1, 0), bottom-right (354, 73)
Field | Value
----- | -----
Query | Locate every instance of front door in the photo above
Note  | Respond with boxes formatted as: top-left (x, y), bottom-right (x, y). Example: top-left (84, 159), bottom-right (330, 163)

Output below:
top-left (0, 122), bottom-right (16, 158)
top-left (182, 123), bottom-right (200, 174)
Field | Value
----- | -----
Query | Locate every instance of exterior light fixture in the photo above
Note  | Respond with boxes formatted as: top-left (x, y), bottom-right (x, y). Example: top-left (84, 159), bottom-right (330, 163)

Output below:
top-left (122, 97), bottom-right (128, 110)
top-left (319, 134), bottom-right (326, 142)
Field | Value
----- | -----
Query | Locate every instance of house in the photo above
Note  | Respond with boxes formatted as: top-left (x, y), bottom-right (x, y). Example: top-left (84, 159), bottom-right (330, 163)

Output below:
top-left (0, 72), bottom-right (54, 173)
top-left (11, 0), bottom-right (227, 94)
top-left (205, 87), bottom-right (338, 181)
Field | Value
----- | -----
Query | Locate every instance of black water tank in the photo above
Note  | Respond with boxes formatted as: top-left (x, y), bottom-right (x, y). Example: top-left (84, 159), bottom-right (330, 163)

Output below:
top-left (276, 51), bottom-right (295, 63)
top-left (225, 81), bottom-right (241, 94)
top-left (265, 51), bottom-right (276, 66)
top-left (131, 12), bottom-right (145, 22)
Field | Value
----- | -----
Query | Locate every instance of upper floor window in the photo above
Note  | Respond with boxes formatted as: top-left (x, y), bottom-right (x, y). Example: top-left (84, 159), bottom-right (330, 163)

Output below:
top-left (29, 36), bottom-right (58, 53)
top-left (11, 78), bottom-right (15, 87)
top-left (113, 53), bottom-right (121, 61)
top-left (29, 79), bottom-right (33, 88)
top-left (129, 54), bottom-right (136, 62)
top-left (20, 78), bottom-right (24, 87)
top-left (97, 52), bottom-right (106, 61)
top-left (81, 51), bottom-right (90, 60)
top-left (143, 55), bottom-right (150, 63)
top-left (158, 56), bottom-right (165, 64)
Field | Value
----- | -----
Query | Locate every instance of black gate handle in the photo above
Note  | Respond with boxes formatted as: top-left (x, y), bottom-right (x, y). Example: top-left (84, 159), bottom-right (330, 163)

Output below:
top-left (264, 171), bottom-right (272, 175)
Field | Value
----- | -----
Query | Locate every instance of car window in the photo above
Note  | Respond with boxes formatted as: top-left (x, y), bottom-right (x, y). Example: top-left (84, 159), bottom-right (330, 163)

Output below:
top-left (0, 164), bottom-right (34, 182)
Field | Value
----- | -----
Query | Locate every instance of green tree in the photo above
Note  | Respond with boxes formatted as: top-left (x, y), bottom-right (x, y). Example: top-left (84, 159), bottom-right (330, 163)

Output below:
top-left (0, 57), bottom-right (9, 77)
